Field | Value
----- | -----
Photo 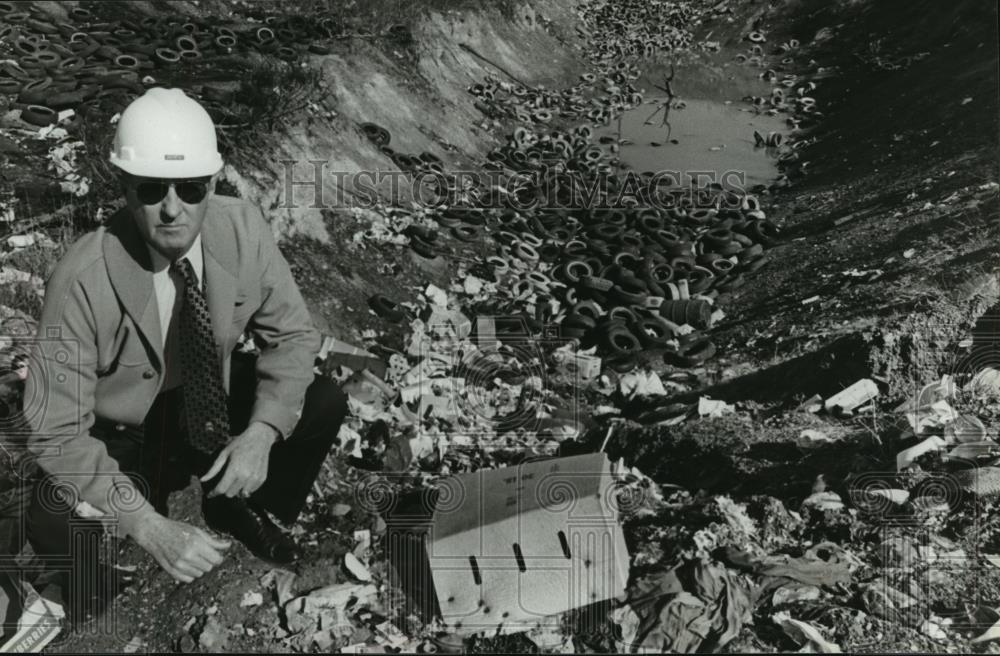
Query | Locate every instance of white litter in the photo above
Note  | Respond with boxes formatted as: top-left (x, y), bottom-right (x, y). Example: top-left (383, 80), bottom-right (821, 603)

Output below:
top-left (795, 429), bottom-right (838, 449)
top-left (619, 369), bottom-right (668, 399)
top-left (968, 368), bottom-right (1000, 397)
top-left (697, 396), bottom-right (735, 417)
top-left (423, 283), bottom-right (449, 308)
top-left (240, 591), bottom-right (264, 608)
top-left (772, 611), bottom-right (841, 652)
top-left (896, 436), bottom-right (946, 471)
top-left (824, 379), bottom-right (878, 413)
top-left (343, 552), bottom-right (372, 582)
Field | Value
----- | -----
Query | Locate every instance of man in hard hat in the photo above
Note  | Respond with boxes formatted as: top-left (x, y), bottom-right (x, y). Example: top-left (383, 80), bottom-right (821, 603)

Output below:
top-left (20, 87), bottom-right (346, 619)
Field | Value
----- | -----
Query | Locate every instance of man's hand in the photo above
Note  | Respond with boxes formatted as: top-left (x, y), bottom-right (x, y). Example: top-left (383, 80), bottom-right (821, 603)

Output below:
top-left (131, 513), bottom-right (230, 583)
top-left (200, 422), bottom-right (278, 499)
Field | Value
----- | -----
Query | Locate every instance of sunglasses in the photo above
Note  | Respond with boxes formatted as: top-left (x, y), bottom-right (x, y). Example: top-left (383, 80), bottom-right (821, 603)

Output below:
top-left (130, 178), bottom-right (211, 205)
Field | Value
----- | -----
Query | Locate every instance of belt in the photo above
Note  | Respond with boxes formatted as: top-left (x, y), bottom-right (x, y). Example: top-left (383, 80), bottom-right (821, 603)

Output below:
top-left (92, 387), bottom-right (184, 441)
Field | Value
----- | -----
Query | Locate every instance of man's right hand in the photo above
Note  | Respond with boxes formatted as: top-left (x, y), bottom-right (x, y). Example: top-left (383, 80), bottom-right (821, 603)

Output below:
top-left (131, 514), bottom-right (231, 583)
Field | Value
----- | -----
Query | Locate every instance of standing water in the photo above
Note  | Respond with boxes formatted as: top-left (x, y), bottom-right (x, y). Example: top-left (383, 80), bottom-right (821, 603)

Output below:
top-left (598, 64), bottom-right (790, 190)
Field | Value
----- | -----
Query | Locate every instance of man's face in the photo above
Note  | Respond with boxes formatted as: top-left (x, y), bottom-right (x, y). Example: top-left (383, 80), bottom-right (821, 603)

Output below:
top-left (122, 172), bottom-right (217, 261)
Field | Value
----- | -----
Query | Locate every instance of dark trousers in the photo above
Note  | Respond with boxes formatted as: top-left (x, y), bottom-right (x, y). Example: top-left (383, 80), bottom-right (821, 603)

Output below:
top-left (22, 351), bottom-right (347, 615)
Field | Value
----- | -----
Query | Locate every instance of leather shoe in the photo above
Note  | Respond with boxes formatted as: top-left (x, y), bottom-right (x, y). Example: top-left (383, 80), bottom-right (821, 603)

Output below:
top-left (202, 496), bottom-right (298, 565)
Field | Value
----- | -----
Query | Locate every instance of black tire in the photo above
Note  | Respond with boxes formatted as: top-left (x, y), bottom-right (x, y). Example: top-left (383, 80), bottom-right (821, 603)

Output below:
top-left (367, 294), bottom-right (406, 323)
top-left (21, 104), bottom-right (56, 127)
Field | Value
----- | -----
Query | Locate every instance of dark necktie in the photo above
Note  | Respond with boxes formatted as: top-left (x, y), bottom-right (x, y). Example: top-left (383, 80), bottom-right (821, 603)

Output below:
top-left (172, 257), bottom-right (230, 455)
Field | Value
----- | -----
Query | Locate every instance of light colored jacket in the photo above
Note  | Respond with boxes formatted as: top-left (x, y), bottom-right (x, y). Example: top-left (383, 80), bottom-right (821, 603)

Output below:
top-left (24, 196), bottom-right (321, 514)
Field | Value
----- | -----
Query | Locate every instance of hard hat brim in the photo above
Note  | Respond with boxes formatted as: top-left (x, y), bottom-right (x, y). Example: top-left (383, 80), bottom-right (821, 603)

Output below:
top-left (110, 154), bottom-right (224, 179)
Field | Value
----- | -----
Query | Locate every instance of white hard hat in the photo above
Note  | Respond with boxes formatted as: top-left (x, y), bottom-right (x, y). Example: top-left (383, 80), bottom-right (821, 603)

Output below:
top-left (109, 87), bottom-right (223, 178)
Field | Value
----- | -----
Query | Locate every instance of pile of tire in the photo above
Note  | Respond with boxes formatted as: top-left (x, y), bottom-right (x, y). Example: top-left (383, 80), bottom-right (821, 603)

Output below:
top-left (578, 0), bottom-right (696, 63)
top-left (0, 3), bottom-right (339, 125)
top-left (468, 61), bottom-right (644, 130)
top-left (412, 123), bottom-right (780, 369)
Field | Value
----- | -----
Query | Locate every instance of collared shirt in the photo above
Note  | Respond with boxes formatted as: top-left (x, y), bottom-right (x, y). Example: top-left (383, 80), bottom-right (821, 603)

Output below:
top-left (146, 234), bottom-right (204, 392)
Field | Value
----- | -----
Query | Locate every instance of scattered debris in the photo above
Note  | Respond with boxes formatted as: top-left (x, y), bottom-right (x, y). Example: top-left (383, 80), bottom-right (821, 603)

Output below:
top-left (342, 553), bottom-right (373, 582)
top-left (615, 559), bottom-right (751, 653)
top-left (773, 611), bottom-right (841, 652)
top-left (698, 396), bottom-right (735, 417)
top-left (240, 592), bottom-right (264, 608)
top-left (824, 378), bottom-right (879, 414)
top-left (197, 616), bottom-right (228, 652)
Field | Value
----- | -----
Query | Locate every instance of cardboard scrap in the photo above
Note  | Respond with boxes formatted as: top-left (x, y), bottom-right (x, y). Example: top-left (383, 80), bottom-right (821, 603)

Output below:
top-left (824, 379), bottom-right (878, 413)
top-left (418, 453), bottom-right (629, 636)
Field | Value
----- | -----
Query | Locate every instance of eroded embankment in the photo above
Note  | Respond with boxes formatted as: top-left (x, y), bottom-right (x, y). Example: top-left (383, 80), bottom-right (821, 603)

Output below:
top-left (697, 0), bottom-right (1000, 406)
top-left (221, 0), bottom-right (581, 239)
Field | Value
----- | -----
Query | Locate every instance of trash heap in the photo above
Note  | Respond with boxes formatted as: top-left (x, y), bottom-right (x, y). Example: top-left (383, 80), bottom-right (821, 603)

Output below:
top-left (601, 367), bottom-right (1000, 654)
top-left (189, 356), bottom-right (1000, 653)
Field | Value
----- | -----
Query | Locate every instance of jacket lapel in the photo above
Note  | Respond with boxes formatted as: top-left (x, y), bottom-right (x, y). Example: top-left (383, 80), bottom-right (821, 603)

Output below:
top-left (104, 209), bottom-right (164, 369)
top-left (104, 199), bottom-right (239, 372)
top-left (201, 198), bottom-right (238, 362)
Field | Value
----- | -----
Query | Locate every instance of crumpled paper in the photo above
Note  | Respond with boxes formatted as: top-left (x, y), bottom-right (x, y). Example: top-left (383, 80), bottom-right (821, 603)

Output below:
top-left (46, 138), bottom-right (90, 197)
top-left (284, 583), bottom-right (378, 637)
top-left (968, 368), bottom-right (1000, 398)
top-left (896, 376), bottom-right (958, 435)
top-left (619, 370), bottom-right (668, 399)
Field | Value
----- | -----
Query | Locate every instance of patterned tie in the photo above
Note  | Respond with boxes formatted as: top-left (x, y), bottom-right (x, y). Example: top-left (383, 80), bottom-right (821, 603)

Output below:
top-left (172, 257), bottom-right (230, 455)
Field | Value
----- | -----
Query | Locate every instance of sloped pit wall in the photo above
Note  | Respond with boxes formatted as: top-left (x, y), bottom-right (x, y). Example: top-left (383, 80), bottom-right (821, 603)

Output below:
top-left (221, 0), bottom-right (581, 242)
top-left (702, 0), bottom-right (1000, 404)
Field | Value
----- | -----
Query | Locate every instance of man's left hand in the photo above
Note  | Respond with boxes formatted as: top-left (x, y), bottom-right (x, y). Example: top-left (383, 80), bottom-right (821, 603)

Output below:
top-left (200, 422), bottom-right (279, 498)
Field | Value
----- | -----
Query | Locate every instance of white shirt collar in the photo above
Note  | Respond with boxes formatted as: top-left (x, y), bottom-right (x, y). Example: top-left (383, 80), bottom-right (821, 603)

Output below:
top-left (146, 233), bottom-right (204, 283)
